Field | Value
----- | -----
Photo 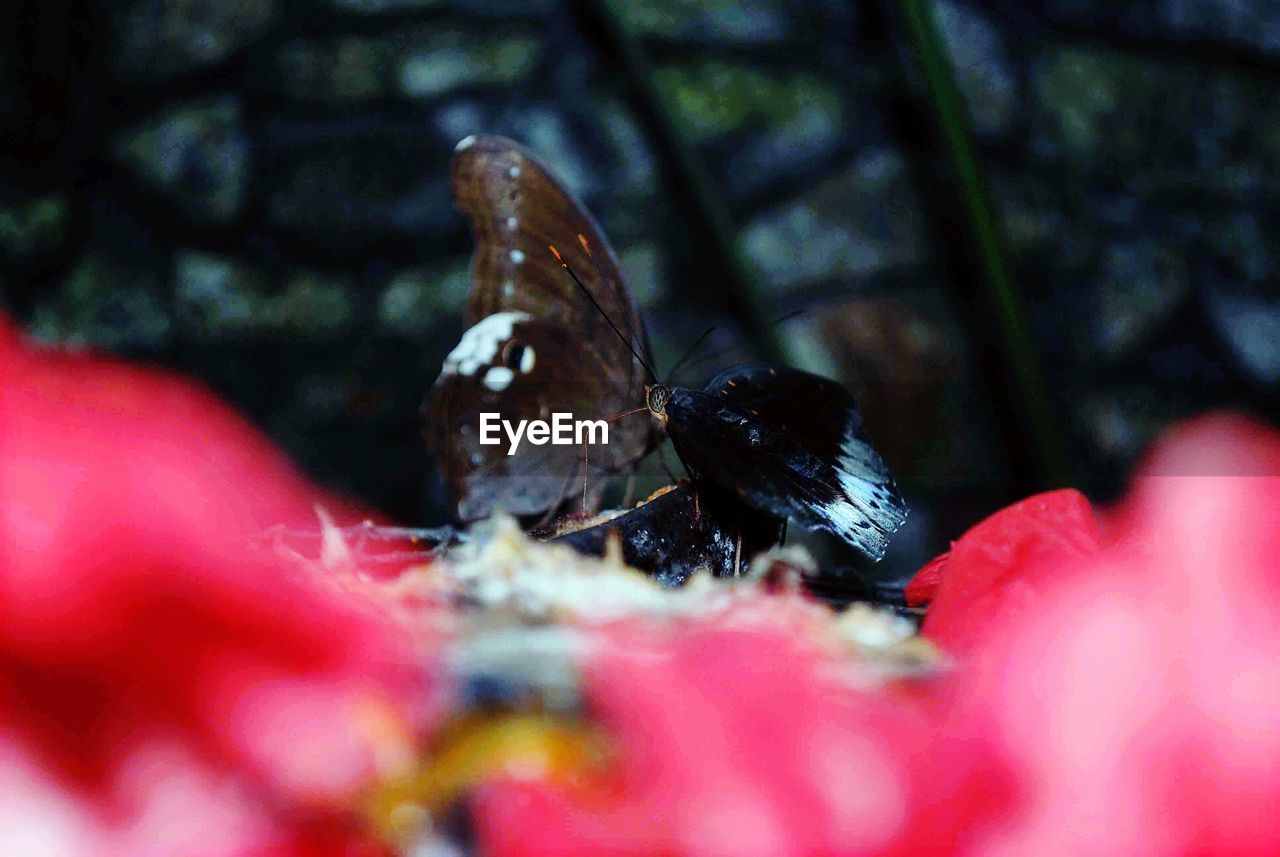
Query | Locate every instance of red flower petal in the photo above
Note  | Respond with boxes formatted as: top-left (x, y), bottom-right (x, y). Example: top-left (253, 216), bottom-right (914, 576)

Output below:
top-left (904, 550), bottom-right (948, 607)
top-left (918, 488), bottom-right (1099, 653)
top-left (0, 315), bottom-right (413, 853)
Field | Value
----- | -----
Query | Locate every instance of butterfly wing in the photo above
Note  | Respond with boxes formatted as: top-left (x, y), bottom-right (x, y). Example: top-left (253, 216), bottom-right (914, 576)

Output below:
top-left (423, 315), bottom-right (603, 520)
top-left (665, 364), bottom-right (907, 560)
top-left (424, 136), bottom-right (658, 522)
top-left (549, 482), bottom-right (785, 586)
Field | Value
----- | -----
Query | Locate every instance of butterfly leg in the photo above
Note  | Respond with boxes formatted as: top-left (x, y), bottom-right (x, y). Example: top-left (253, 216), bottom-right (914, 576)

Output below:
top-left (581, 437), bottom-right (589, 515)
top-left (621, 470), bottom-right (637, 508)
top-left (532, 463), bottom-right (580, 531)
top-left (733, 507), bottom-right (743, 578)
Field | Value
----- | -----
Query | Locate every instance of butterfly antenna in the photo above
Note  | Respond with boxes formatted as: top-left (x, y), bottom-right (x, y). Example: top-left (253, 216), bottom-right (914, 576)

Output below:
top-left (550, 244), bottom-right (659, 383)
top-left (666, 325), bottom-right (717, 384)
top-left (677, 309), bottom-right (806, 373)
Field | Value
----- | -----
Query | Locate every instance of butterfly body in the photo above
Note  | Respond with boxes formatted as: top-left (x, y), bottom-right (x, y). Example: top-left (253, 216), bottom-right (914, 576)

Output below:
top-left (549, 482), bottom-right (785, 584)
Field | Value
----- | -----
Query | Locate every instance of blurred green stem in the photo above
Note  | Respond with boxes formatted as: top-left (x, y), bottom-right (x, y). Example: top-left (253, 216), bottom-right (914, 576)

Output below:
top-left (896, 0), bottom-right (1068, 486)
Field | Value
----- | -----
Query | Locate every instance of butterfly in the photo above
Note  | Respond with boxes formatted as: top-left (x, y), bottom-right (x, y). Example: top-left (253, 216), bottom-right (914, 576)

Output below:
top-left (425, 135), bottom-right (907, 562)
top-left (422, 135), bottom-right (661, 523)
top-left (641, 366), bottom-right (906, 560)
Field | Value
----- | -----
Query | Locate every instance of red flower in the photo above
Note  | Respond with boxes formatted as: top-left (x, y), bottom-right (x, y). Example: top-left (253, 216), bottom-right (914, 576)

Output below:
top-left (469, 594), bottom-right (1020, 857)
top-left (474, 621), bottom-right (949, 857)
top-left (908, 488), bottom-right (1100, 653)
top-left (472, 414), bottom-right (1280, 856)
top-left (955, 414), bottom-right (1280, 854)
top-left (0, 316), bottom-right (414, 855)
top-left (10, 301), bottom-right (1280, 857)
top-left (902, 552), bottom-right (946, 608)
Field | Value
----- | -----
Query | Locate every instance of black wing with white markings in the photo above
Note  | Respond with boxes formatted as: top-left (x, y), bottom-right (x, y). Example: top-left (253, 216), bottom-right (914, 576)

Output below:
top-left (664, 364), bottom-right (907, 560)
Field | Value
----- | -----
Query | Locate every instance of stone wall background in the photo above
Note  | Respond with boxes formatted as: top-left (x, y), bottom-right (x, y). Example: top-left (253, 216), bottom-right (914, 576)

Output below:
top-left (3, 0), bottom-right (1278, 578)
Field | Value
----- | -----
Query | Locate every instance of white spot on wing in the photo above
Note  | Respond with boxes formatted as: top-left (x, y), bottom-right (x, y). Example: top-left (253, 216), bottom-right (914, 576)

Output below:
top-left (520, 345), bottom-right (536, 373)
top-left (441, 311), bottom-right (531, 377)
top-left (510, 249), bottom-right (525, 264)
top-left (502, 281), bottom-right (515, 297)
top-left (508, 165), bottom-right (521, 178)
top-left (483, 366), bottom-right (515, 391)
top-left (456, 135), bottom-right (476, 151)
top-left (821, 418), bottom-right (907, 561)
top-left (506, 216), bottom-right (518, 229)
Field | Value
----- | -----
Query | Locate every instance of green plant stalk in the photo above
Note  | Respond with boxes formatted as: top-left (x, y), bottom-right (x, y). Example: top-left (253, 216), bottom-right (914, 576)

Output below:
top-left (897, 0), bottom-right (1069, 486)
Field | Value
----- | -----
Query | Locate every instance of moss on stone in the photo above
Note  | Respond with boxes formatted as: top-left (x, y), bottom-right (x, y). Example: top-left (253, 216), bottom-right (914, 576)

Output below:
top-left (653, 60), bottom-right (845, 146)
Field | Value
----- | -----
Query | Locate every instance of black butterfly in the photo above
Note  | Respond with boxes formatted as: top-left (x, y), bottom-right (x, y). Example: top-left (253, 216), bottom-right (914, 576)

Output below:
top-left (642, 366), bottom-right (906, 560)
top-left (425, 135), bottom-right (907, 563)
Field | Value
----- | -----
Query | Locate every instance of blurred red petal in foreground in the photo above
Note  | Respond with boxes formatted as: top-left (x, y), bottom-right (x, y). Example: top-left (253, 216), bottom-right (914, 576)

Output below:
top-left (477, 414), bottom-right (1280, 855)
top-left (476, 618), bottom-right (1010, 857)
top-left (0, 317), bottom-right (412, 855)
top-left (966, 413), bottom-right (1280, 854)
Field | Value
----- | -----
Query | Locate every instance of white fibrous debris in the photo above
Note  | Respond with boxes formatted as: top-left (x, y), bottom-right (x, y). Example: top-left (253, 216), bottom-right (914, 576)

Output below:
top-left (439, 516), bottom-right (734, 623)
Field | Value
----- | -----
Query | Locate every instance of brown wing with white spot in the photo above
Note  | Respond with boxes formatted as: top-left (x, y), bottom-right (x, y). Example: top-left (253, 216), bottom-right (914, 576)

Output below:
top-left (423, 136), bottom-right (660, 522)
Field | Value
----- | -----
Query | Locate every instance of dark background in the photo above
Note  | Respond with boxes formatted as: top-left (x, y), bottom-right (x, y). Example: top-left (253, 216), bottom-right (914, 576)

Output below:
top-left (3, 0), bottom-right (1278, 579)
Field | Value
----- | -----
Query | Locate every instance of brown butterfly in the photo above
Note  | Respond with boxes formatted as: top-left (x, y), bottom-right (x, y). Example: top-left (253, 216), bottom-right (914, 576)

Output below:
top-left (422, 135), bottom-right (662, 522)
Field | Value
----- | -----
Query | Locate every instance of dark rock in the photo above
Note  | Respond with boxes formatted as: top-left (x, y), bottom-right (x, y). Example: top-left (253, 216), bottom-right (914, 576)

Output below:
top-left (173, 250), bottom-right (270, 339)
top-left (935, 0), bottom-right (1018, 137)
top-left (1086, 238), bottom-right (1191, 362)
top-left (115, 97), bottom-right (250, 223)
top-left (444, 0), bottom-right (556, 16)
top-left (325, 0), bottom-right (444, 11)
top-left (0, 194), bottom-right (68, 263)
top-left (1159, 0), bottom-right (1280, 56)
top-left (1206, 211), bottom-right (1272, 284)
top-left (1031, 48), bottom-right (1280, 194)
top-left (271, 270), bottom-right (358, 339)
top-left (174, 251), bottom-right (355, 341)
top-left (614, 0), bottom-right (800, 43)
top-left (112, 0), bottom-right (276, 79)
top-left (268, 29), bottom-right (540, 105)
top-left (1032, 0), bottom-right (1280, 58)
top-left (1071, 384), bottom-right (1201, 494)
top-left (273, 37), bottom-right (392, 104)
top-left (1203, 283), bottom-right (1280, 386)
top-left (592, 97), bottom-right (659, 200)
top-left (651, 61), bottom-right (827, 147)
top-left (653, 60), bottom-right (852, 198)
top-left (987, 171), bottom-right (1063, 255)
top-left (376, 259), bottom-right (472, 338)
top-left (740, 148), bottom-right (927, 295)
top-left (618, 243), bottom-right (666, 309)
top-left (397, 31), bottom-right (541, 99)
top-left (263, 119), bottom-right (454, 250)
top-left (30, 253), bottom-right (170, 350)
top-left (1023, 195), bottom-right (1194, 365)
